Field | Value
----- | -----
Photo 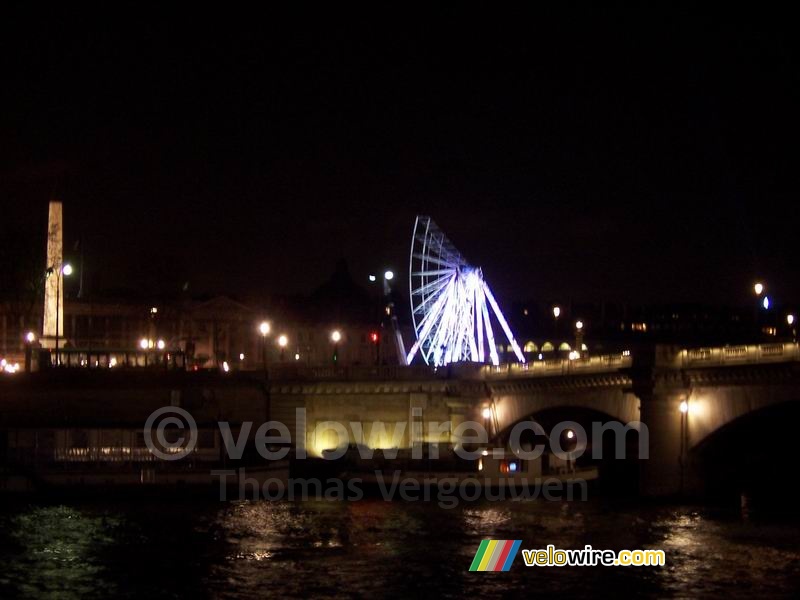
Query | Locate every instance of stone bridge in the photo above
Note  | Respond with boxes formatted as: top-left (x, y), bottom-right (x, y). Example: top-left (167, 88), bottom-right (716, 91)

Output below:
top-left (2, 343), bottom-right (798, 496)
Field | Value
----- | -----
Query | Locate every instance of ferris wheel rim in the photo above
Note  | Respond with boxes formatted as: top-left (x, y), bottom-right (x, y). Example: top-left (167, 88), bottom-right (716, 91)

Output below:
top-left (408, 216), bottom-right (465, 365)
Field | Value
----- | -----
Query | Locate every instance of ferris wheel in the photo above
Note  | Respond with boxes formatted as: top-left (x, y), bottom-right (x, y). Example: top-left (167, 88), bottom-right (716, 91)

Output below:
top-left (406, 216), bottom-right (526, 367)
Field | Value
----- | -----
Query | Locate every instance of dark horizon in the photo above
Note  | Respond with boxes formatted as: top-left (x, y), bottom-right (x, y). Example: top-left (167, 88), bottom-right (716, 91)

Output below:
top-left (2, 8), bottom-right (798, 308)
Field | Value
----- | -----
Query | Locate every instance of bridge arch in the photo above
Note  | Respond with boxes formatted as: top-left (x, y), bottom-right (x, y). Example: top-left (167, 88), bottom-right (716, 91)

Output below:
top-left (688, 399), bottom-right (800, 498)
top-left (686, 382), bottom-right (800, 450)
top-left (491, 386), bottom-right (640, 438)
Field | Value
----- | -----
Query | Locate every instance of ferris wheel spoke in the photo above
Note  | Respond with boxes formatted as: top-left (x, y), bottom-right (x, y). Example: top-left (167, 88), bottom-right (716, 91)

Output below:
top-left (408, 216), bottom-right (524, 367)
top-left (411, 273), bottom-right (454, 296)
top-left (477, 291), bottom-right (498, 366)
top-left (410, 269), bottom-right (456, 278)
top-left (411, 253), bottom-right (460, 269)
top-left (483, 281), bottom-right (526, 363)
top-left (406, 278), bottom-right (453, 364)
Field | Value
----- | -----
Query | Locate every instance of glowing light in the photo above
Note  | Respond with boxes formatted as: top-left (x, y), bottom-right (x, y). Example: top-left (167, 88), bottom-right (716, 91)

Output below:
top-left (278, 334), bottom-right (288, 348)
top-left (568, 350), bottom-right (579, 360)
top-left (157, 339), bottom-right (166, 350)
top-left (575, 320), bottom-right (584, 330)
top-left (679, 401), bottom-right (689, 414)
top-left (2, 360), bottom-right (20, 374)
top-left (331, 330), bottom-right (342, 343)
top-left (222, 361), bottom-right (230, 373)
top-left (566, 430), bottom-right (575, 440)
top-left (788, 314), bottom-right (795, 326)
top-left (370, 331), bottom-right (379, 343)
top-left (478, 459), bottom-right (483, 471)
top-left (25, 331), bottom-right (36, 343)
top-left (369, 274), bottom-right (377, 282)
top-left (509, 462), bottom-right (518, 473)
top-left (762, 296), bottom-right (770, 310)
top-left (139, 338), bottom-right (149, 350)
top-left (481, 449), bottom-right (489, 456)
top-left (294, 353), bottom-right (300, 361)
top-left (239, 353), bottom-right (245, 361)
top-left (754, 282), bottom-right (764, 296)
top-left (553, 306), bottom-right (561, 318)
top-left (407, 216), bottom-right (525, 367)
top-left (482, 407), bottom-right (492, 419)
top-left (384, 270), bottom-right (394, 281)
top-left (259, 321), bottom-right (271, 336)
top-left (109, 357), bottom-right (117, 368)
top-left (150, 307), bottom-right (158, 314)
top-left (61, 263), bottom-right (73, 276)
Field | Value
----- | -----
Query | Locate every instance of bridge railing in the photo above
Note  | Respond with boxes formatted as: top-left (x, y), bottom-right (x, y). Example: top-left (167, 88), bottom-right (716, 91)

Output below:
top-left (268, 364), bottom-right (446, 381)
top-left (481, 353), bottom-right (632, 378)
top-left (679, 342), bottom-right (800, 368)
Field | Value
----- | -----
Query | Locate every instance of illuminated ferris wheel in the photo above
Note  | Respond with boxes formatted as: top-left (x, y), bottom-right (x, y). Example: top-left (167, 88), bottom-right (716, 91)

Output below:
top-left (406, 216), bottom-right (526, 367)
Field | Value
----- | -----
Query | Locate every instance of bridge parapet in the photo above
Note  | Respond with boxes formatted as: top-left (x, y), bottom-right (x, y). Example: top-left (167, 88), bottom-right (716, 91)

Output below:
top-left (677, 342), bottom-right (799, 369)
top-left (482, 353), bottom-right (632, 379)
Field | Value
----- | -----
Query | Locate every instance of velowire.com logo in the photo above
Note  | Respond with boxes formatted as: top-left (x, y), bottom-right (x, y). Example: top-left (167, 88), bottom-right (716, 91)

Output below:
top-left (469, 540), bottom-right (522, 572)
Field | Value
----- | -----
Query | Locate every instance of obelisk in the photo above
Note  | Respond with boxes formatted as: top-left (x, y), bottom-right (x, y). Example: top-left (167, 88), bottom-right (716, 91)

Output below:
top-left (41, 200), bottom-right (63, 348)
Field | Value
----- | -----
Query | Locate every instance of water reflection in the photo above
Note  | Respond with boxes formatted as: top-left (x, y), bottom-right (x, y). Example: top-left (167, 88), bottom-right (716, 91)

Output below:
top-left (1, 505), bottom-right (120, 599)
top-left (1, 498), bottom-right (799, 599)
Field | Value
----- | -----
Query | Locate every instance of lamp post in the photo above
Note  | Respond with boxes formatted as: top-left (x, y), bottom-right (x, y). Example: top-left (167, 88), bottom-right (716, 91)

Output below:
top-left (574, 320), bottom-right (584, 358)
top-left (552, 305), bottom-right (561, 339)
top-left (331, 329), bottom-right (341, 365)
top-left (679, 399), bottom-right (689, 494)
top-left (753, 282), bottom-right (765, 334)
top-left (482, 406), bottom-right (493, 440)
top-left (47, 262), bottom-right (72, 366)
top-left (278, 334), bottom-right (288, 362)
top-left (369, 269), bottom-right (396, 364)
top-left (259, 321), bottom-right (271, 377)
top-left (24, 331), bottom-right (36, 373)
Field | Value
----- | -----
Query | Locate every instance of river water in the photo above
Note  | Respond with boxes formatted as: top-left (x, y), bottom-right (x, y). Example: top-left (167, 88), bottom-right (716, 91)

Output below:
top-left (1, 495), bottom-right (798, 599)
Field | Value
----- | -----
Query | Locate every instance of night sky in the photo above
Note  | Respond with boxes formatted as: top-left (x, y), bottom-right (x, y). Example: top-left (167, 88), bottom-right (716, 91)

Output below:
top-left (1, 8), bottom-right (797, 307)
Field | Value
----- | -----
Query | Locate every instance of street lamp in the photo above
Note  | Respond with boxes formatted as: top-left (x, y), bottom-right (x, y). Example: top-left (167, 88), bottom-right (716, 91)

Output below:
top-left (278, 334), bottom-right (288, 361)
top-left (384, 270), bottom-right (394, 281)
top-left (552, 305), bottom-right (561, 338)
top-left (575, 320), bottom-right (584, 359)
top-left (678, 399), bottom-right (689, 493)
top-left (258, 321), bottom-right (271, 376)
top-left (753, 282), bottom-right (766, 332)
top-left (482, 406), bottom-right (493, 438)
top-left (331, 329), bottom-right (341, 364)
top-left (47, 262), bottom-right (72, 366)
top-left (788, 314), bottom-right (796, 326)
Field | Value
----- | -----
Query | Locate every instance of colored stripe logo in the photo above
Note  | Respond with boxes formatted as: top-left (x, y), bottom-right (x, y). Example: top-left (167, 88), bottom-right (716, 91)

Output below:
top-left (469, 540), bottom-right (522, 571)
